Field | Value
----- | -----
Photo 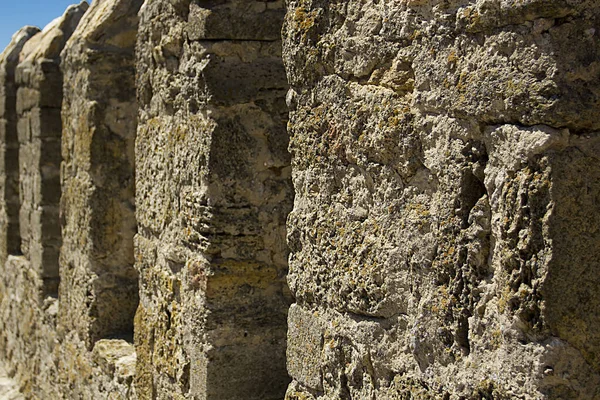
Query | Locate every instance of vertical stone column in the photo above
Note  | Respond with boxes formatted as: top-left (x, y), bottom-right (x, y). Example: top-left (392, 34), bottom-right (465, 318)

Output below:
top-left (0, 27), bottom-right (39, 265)
top-left (282, 1), bottom-right (600, 399)
top-left (16, 3), bottom-right (88, 298)
top-left (135, 1), bottom-right (292, 398)
top-left (60, 0), bottom-right (141, 346)
top-left (0, 6), bottom-right (86, 395)
top-left (0, 23), bottom-right (39, 368)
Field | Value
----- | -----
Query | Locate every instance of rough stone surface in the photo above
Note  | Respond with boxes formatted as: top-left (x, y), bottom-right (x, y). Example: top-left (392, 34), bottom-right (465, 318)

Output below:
top-left (16, 3), bottom-right (87, 298)
top-left (134, 0), bottom-right (292, 398)
top-left (0, 6), bottom-right (87, 398)
top-left (0, 32), bottom-right (40, 389)
top-left (1, 2), bottom-right (140, 399)
top-left (60, 0), bottom-right (141, 347)
top-left (282, 0), bottom-right (600, 399)
top-left (0, 27), bottom-right (39, 265)
top-left (55, 0), bottom-right (142, 397)
top-left (0, 0), bottom-right (598, 399)
top-left (0, 361), bottom-right (23, 400)
top-left (0, 255), bottom-right (61, 398)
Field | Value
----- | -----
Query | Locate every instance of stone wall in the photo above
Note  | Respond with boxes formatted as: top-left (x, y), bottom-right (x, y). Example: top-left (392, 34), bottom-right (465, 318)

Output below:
top-left (60, 0), bottom-right (141, 348)
top-left (282, 0), bottom-right (600, 399)
top-left (134, 0), bottom-right (292, 398)
top-left (0, 27), bottom-right (39, 265)
top-left (55, 0), bottom-right (142, 397)
top-left (0, 2), bottom-right (138, 399)
top-left (0, 0), bottom-right (598, 399)
top-left (16, 4), bottom-right (86, 298)
top-left (0, 6), bottom-right (87, 397)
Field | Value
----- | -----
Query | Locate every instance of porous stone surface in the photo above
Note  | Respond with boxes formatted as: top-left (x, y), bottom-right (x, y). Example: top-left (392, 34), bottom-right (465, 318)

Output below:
top-left (0, 26), bottom-right (39, 265)
top-left (282, 0), bottom-right (600, 399)
top-left (0, 35), bottom-right (40, 393)
top-left (56, 0), bottom-right (142, 396)
top-left (0, 0), bottom-right (599, 399)
top-left (16, 3), bottom-right (87, 298)
top-left (0, 361), bottom-right (23, 400)
top-left (0, 6), bottom-right (87, 397)
top-left (134, 0), bottom-right (293, 398)
top-left (60, 0), bottom-right (141, 347)
top-left (1, 2), bottom-right (141, 399)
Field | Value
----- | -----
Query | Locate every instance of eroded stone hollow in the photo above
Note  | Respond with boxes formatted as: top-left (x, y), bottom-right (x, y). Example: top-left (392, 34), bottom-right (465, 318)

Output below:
top-left (0, 0), bottom-right (599, 399)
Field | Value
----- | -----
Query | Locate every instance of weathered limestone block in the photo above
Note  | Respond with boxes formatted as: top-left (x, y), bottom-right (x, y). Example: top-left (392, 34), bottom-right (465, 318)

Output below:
top-left (60, 0), bottom-right (141, 348)
top-left (0, 27), bottom-right (39, 265)
top-left (283, 0), bottom-right (600, 399)
top-left (135, 0), bottom-right (292, 398)
top-left (16, 3), bottom-right (87, 297)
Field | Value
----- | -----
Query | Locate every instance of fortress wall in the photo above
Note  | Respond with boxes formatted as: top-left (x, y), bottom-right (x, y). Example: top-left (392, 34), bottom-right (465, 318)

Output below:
top-left (0, 1), bottom-right (598, 399)
top-left (53, 0), bottom-right (144, 397)
top-left (0, 2), bottom-right (139, 398)
top-left (60, 0), bottom-right (141, 348)
top-left (16, 4), bottom-right (87, 298)
top-left (134, 0), bottom-right (293, 398)
top-left (0, 27), bottom-right (39, 265)
top-left (0, 27), bottom-right (40, 392)
top-left (0, 27), bottom-right (39, 318)
top-left (282, 0), bottom-right (600, 399)
top-left (0, 4), bottom-right (88, 396)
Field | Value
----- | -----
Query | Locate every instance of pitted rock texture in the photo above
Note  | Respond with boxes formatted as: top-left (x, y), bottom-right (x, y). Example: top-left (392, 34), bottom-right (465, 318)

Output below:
top-left (283, 0), bottom-right (600, 399)
top-left (60, 0), bottom-right (140, 348)
top-left (0, 0), bottom-right (599, 399)
top-left (0, 5), bottom-right (87, 397)
top-left (0, 27), bottom-right (55, 400)
top-left (1, 2), bottom-right (140, 399)
top-left (0, 361), bottom-right (23, 400)
top-left (135, 0), bottom-right (292, 398)
top-left (56, 0), bottom-right (142, 397)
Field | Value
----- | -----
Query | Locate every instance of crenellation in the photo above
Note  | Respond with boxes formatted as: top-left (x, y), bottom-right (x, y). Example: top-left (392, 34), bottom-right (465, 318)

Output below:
top-left (16, 2), bottom-right (88, 298)
top-left (134, 0), bottom-right (293, 398)
top-left (0, 0), bottom-right (598, 399)
top-left (0, 27), bottom-right (40, 264)
top-left (60, 0), bottom-right (141, 347)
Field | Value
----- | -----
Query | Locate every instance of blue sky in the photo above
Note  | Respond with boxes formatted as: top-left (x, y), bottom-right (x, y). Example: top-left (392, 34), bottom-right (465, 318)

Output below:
top-left (0, 0), bottom-right (91, 52)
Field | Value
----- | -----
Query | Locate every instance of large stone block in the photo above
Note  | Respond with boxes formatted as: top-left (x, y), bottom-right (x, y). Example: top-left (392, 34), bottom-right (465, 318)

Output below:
top-left (135, 0), bottom-right (292, 398)
top-left (187, 0), bottom-right (285, 41)
top-left (60, 0), bottom-right (141, 347)
top-left (282, 0), bottom-right (600, 398)
top-left (286, 304), bottom-right (324, 391)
